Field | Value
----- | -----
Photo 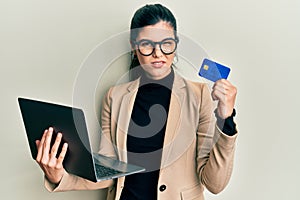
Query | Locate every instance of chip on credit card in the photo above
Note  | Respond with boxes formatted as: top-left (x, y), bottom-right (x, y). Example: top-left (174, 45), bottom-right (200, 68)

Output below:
top-left (198, 58), bottom-right (231, 82)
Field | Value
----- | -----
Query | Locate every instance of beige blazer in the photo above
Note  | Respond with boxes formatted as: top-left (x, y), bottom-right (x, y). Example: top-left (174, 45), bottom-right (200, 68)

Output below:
top-left (45, 72), bottom-right (238, 200)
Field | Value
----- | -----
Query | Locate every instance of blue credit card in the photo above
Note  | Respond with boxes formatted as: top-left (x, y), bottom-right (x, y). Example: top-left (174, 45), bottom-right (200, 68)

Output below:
top-left (198, 58), bottom-right (231, 82)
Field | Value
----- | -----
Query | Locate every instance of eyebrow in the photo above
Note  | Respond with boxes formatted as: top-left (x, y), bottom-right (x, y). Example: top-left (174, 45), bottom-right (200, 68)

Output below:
top-left (136, 37), bottom-right (175, 42)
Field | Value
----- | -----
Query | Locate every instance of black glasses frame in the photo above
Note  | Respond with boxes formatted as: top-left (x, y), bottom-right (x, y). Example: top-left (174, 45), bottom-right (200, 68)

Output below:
top-left (134, 37), bottom-right (178, 56)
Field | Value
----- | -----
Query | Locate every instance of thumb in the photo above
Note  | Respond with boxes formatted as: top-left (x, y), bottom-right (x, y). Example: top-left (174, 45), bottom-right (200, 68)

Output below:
top-left (211, 90), bottom-right (218, 101)
top-left (35, 140), bottom-right (40, 147)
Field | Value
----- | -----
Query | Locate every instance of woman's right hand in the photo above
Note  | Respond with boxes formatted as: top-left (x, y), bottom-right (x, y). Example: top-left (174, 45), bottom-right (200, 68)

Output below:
top-left (35, 127), bottom-right (68, 185)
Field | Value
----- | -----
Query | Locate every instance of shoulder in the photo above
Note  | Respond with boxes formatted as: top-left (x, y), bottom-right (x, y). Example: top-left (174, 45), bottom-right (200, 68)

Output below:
top-left (104, 78), bottom-right (140, 99)
top-left (186, 79), bottom-right (209, 93)
top-left (110, 79), bottom-right (136, 90)
top-left (174, 72), bottom-right (210, 98)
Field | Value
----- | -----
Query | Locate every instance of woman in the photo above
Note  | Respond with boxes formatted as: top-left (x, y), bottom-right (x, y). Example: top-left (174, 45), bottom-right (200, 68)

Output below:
top-left (36, 4), bottom-right (238, 200)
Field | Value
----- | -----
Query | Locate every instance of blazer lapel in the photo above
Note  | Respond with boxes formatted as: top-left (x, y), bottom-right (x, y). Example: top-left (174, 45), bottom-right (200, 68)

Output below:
top-left (161, 73), bottom-right (186, 168)
top-left (116, 79), bottom-right (139, 162)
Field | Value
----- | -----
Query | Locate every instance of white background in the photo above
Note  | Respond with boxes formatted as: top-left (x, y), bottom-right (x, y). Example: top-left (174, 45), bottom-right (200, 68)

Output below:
top-left (1, 0), bottom-right (299, 199)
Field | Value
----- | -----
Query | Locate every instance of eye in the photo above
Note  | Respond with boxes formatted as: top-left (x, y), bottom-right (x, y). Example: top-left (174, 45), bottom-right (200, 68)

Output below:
top-left (139, 40), bottom-right (153, 48)
top-left (162, 40), bottom-right (175, 46)
top-left (163, 41), bottom-right (172, 46)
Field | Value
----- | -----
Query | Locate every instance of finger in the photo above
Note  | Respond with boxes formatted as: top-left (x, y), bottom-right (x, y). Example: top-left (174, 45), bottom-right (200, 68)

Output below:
top-left (213, 84), bottom-right (227, 96)
top-left (57, 143), bottom-right (68, 168)
top-left (50, 132), bottom-right (62, 159)
top-left (36, 129), bottom-right (47, 162)
top-left (212, 82), bottom-right (228, 101)
top-left (213, 79), bottom-right (231, 91)
top-left (212, 89), bottom-right (225, 102)
top-left (215, 79), bottom-right (232, 86)
top-left (43, 127), bottom-right (53, 153)
top-left (41, 127), bottom-right (53, 164)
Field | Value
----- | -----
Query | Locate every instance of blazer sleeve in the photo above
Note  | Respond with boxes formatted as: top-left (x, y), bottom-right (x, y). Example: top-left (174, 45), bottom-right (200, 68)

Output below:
top-left (44, 171), bottom-right (113, 192)
top-left (98, 87), bottom-right (118, 158)
top-left (196, 83), bottom-right (238, 194)
top-left (43, 88), bottom-right (116, 192)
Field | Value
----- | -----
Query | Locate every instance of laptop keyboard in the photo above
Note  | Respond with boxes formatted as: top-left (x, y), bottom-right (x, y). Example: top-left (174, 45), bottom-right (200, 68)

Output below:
top-left (95, 164), bottom-right (122, 177)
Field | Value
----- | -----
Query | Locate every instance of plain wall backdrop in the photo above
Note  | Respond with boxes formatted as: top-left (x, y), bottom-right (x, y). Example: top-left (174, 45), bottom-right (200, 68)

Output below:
top-left (1, 0), bottom-right (299, 199)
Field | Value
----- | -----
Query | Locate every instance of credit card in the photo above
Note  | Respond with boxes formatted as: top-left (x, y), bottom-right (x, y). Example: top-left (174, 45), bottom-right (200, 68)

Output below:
top-left (198, 58), bottom-right (231, 82)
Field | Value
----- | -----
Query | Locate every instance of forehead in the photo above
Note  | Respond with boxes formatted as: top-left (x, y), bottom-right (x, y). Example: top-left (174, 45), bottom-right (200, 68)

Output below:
top-left (136, 21), bottom-right (175, 41)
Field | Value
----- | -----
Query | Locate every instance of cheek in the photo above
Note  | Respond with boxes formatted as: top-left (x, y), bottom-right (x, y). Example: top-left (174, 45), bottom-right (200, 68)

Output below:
top-left (136, 54), bottom-right (149, 65)
top-left (167, 54), bottom-right (175, 63)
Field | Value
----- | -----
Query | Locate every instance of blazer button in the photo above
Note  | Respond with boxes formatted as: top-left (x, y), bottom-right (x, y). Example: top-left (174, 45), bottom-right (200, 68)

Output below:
top-left (159, 185), bottom-right (166, 192)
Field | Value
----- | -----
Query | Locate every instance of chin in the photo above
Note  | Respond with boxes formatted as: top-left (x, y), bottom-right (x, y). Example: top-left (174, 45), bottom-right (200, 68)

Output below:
top-left (149, 70), bottom-right (169, 80)
top-left (142, 65), bottom-right (171, 79)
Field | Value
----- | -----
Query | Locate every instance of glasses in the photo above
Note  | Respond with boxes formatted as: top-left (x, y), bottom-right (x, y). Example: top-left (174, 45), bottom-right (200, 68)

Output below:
top-left (134, 38), bottom-right (178, 56)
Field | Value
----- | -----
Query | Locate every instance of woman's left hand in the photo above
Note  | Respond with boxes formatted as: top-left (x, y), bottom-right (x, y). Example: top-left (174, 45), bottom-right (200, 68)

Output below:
top-left (211, 79), bottom-right (237, 119)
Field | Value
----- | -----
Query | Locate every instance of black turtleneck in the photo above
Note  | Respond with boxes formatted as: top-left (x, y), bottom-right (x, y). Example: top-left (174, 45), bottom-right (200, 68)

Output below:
top-left (120, 70), bottom-right (174, 200)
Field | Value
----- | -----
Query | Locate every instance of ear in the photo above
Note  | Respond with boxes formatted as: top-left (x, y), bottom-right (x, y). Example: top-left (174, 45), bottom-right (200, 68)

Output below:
top-left (131, 47), bottom-right (137, 57)
top-left (129, 39), bottom-right (135, 49)
top-left (130, 45), bottom-right (137, 55)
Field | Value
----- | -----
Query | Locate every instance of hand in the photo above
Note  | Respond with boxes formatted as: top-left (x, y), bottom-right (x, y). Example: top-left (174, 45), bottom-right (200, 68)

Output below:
top-left (35, 127), bottom-right (68, 184)
top-left (211, 79), bottom-right (237, 119)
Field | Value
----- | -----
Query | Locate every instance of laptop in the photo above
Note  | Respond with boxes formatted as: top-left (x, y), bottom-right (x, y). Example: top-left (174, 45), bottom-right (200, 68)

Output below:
top-left (18, 97), bottom-right (145, 182)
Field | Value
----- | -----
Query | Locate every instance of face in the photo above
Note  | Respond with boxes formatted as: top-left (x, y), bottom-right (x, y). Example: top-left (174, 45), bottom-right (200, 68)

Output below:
top-left (133, 21), bottom-right (176, 80)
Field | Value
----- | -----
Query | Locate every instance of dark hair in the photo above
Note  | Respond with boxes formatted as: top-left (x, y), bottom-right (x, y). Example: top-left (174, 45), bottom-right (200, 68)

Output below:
top-left (129, 4), bottom-right (178, 80)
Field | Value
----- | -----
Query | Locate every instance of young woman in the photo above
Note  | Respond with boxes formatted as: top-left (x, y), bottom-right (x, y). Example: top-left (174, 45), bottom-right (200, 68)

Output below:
top-left (36, 4), bottom-right (238, 200)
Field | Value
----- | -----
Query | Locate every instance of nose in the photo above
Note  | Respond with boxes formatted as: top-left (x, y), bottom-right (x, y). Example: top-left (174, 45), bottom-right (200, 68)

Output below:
top-left (152, 44), bottom-right (163, 57)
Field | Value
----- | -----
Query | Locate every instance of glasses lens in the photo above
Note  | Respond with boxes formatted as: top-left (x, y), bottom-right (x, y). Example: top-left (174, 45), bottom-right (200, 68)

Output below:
top-left (161, 39), bottom-right (177, 54)
top-left (138, 40), bottom-right (154, 56)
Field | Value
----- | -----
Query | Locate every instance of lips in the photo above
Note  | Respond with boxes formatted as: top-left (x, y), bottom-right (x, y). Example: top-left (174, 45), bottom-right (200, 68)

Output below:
top-left (151, 61), bottom-right (165, 68)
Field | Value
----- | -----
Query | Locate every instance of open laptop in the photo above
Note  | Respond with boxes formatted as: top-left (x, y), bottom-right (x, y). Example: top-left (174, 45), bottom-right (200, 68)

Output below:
top-left (18, 97), bottom-right (145, 182)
